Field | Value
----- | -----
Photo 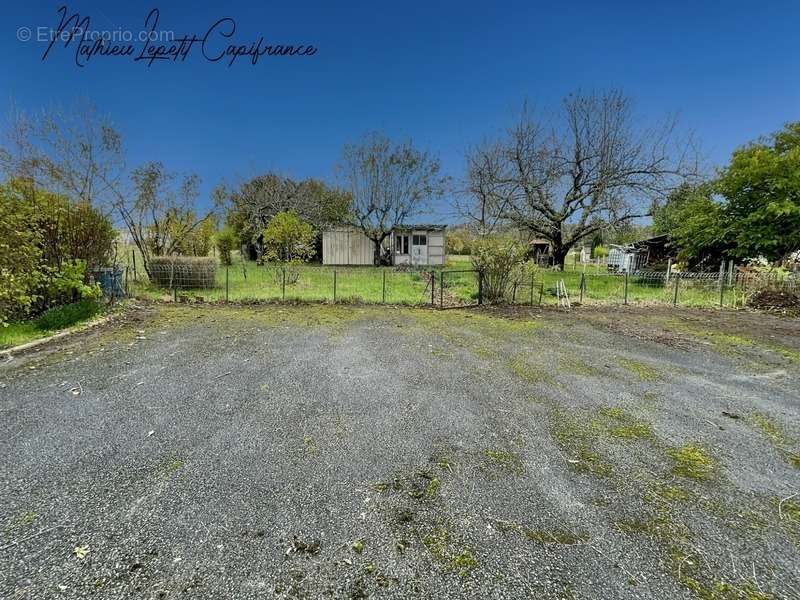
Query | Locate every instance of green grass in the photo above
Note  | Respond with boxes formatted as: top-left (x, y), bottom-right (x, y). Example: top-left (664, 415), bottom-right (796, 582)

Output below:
top-left (0, 300), bottom-right (103, 349)
top-left (516, 269), bottom-right (739, 308)
top-left (127, 252), bottom-right (748, 309)
top-left (131, 257), bottom-right (480, 306)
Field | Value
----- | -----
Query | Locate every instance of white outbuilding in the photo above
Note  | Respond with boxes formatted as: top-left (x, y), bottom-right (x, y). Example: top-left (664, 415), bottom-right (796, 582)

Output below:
top-left (322, 225), bottom-right (447, 266)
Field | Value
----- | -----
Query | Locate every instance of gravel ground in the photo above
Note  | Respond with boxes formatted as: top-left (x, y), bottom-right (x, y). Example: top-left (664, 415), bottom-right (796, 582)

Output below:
top-left (1, 303), bottom-right (799, 600)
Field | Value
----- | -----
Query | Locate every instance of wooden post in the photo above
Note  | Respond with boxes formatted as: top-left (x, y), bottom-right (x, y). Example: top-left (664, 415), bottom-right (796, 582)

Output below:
top-left (225, 265), bottom-right (229, 302)
top-left (431, 270), bottom-right (435, 306)
top-left (478, 271), bottom-right (483, 305)
top-left (512, 281), bottom-right (518, 304)
top-left (665, 258), bottom-right (672, 284)
top-left (440, 271), bottom-right (444, 308)
top-left (282, 267), bottom-right (286, 300)
top-left (579, 272), bottom-right (585, 304)
top-left (538, 282), bottom-right (544, 305)
top-left (382, 270), bottom-right (386, 303)
top-left (673, 273), bottom-right (680, 306)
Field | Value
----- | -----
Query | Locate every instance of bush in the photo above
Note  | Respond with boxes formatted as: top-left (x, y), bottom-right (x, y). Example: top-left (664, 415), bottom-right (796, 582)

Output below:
top-left (34, 299), bottom-right (102, 330)
top-left (0, 187), bottom-right (43, 325)
top-left (592, 245), bottom-right (609, 259)
top-left (262, 212), bottom-right (316, 263)
top-left (446, 229), bottom-right (473, 255)
top-left (471, 237), bottom-right (528, 303)
top-left (40, 260), bottom-right (102, 310)
top-left (148, 256), bottom-right (217, 288)
top-left (215, 227), bottom-right (236, 266)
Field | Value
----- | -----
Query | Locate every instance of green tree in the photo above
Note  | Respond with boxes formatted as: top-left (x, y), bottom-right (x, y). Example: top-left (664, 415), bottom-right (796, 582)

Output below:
top-left (652, 182), bottom-right (731, 262)
top-left (215, 227), bottom-right (237, 265)
top-left (715, 122), bottom-right (800, 263)
top-left (262, 212), bottom-right (316, 263)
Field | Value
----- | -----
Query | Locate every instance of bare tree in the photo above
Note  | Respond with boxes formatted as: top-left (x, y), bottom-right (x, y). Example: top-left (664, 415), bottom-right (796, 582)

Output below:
top-left (1, 104), bottom-right (214, 277)
top-left (456, 139), bottom-right (514, 236)
top-left (339, 132), bottom-right (448, 264)
top-left (466, 92), bottom-right (697, 269)
top-left (0, 102), bottom-right (125, 216)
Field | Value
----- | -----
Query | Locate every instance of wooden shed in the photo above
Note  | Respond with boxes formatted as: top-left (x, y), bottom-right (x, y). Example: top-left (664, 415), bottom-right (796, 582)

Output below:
top-left (322, 227), bottom-right (375, 265)
top-left (322, 225), bottom-right (447, 266)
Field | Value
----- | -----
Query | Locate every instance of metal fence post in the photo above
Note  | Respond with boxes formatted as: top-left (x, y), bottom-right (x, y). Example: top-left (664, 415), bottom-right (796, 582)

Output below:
top-left (225, 265), bottom-right (229, 302)
top-left (333, 270), bottom-right (337, 303)
top-left (431, 270), bottom-right (435, 306)
top-left (673, 273), bottom-right (680, 307)
top-left (282, 267), bottom-right (286, 300)
top-left (478, 271), bottom-right (483, 305)
top-left (538, 282), bottom-right (544, 305)
top-left (579, 272), bottom-right (585, 304)
top-left (382, 270), bottom-right (386, 303)
top-left (439, 271), bottom-right (444, 308)
top-left (624, 272), bottom-right (629, 305)
top-left (512, 281), bottom-right (518, 304)
top-left (530, 273), bottom-right (535, 306)
top-left (173, 286), bottom-right (177, 303)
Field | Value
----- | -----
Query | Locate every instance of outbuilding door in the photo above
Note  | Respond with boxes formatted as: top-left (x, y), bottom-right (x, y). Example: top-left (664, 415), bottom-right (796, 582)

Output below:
top-left (411, 233), bottom-right (428, 266)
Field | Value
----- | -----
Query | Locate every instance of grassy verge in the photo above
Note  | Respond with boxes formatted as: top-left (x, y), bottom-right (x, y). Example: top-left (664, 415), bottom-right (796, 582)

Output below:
top-left (130, 259), bottom-right (481, 306)
top-left (123, 252), bottom-right (741, 309)
top-left (0, 300), bottom-right (104, 349)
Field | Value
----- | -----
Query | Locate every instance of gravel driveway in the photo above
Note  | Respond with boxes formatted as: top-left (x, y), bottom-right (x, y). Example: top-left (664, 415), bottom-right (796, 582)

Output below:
top-left (2, 303), bottom-right (799, 599)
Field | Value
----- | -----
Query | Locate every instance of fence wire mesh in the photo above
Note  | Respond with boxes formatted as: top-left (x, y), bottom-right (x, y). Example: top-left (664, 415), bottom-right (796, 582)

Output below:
top-left (125, 252), bottom-right (798, 311)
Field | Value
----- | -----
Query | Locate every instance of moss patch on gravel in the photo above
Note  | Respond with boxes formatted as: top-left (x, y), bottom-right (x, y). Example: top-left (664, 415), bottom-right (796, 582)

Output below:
top-left (507, 353), bottom-right (553, 384)
top-left (618, 358), bottom-right (661, 381)
top-left (667, 444), bottom-right (715, 480)
top-left (482, 449), bottom-right (525, 476)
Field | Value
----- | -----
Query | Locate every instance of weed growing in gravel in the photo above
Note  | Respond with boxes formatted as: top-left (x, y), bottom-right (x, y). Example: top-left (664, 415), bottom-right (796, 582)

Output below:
top-left (751, 414), bottom-right (787, 445)
top-left (668, 444), bottom-right (715, 480)
top-left (157, 458), bottom-right (185, 474)
top-left (618, 358), bottom-right (661, 381)
top-left (421, 525), bottom-right (478, 576)
top-left (16, 511), bottom-right (37, 526)
top-left (559, 356), bottom-right (606, 377)
top-left (550, 411), bottom-right (614, 477)
top-left (643, 482), bottom-right (691, 504)
top-left (779, 500), bottom-right (800, 522)
top-left (597, 407), bottom-right (654, 440)
top-left (303, 436), bottom-right (318, 457)
top-left (495, 520), bottom-right (589, 545)
top-left (749, 414), bottom-right (800, 469)
top-left (482, 449), bottom-right (525, 475)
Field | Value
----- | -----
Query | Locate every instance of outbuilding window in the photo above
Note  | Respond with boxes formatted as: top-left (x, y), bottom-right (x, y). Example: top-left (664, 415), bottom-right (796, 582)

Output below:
top-left (395, 234), bottom-right (409, 254)
top-left (412, 234), bottom-right (427, 246)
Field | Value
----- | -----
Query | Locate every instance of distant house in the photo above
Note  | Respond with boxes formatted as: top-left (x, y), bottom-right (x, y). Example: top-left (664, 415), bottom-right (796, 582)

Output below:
top-left (322, 225), bottom-right (446, 266)
top-left (607, 234), bottom-right (674, 273)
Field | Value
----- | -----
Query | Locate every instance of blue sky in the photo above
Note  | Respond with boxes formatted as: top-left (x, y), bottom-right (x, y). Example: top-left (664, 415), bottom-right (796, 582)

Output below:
top-left (3, 1), bottom-right (799, 221)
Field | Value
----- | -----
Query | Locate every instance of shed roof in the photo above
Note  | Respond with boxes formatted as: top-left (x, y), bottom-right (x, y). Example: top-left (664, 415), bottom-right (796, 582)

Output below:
top-left (392, 224), bottom-right (448, 231)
